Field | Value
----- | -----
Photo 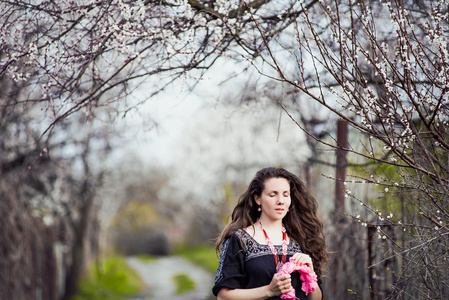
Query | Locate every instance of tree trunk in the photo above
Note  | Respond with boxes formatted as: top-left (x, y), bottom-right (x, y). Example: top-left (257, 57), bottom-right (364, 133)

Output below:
top-left (63, 181), bottom-right (93, 300)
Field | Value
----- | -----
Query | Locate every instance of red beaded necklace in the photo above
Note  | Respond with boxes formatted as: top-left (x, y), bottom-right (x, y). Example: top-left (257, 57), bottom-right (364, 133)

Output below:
top-left (259, 221), bottom-right (288, 272)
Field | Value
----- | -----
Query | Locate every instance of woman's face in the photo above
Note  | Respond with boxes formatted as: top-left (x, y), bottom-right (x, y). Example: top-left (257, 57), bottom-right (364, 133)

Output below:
top-left (255, 177), bottom-right (291, 222)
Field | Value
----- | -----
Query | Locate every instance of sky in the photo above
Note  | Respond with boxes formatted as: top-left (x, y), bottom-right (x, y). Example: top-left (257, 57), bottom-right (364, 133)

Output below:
top-left (116, 57), bottom-right (247, 166)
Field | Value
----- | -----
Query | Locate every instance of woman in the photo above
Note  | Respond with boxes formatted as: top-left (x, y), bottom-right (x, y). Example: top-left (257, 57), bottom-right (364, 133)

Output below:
top-left (212, 167), bottom-right (327, 300)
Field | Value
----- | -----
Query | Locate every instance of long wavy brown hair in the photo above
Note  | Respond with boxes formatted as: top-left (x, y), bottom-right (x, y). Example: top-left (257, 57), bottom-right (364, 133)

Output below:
top-left (216, 167), bottom-right (327, 277)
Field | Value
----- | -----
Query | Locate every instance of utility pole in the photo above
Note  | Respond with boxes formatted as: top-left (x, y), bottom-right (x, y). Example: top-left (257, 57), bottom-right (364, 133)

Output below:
top-left (335, 118), bottom-right (348, 213)
top-left (331, 118), bottom-right (348, 298)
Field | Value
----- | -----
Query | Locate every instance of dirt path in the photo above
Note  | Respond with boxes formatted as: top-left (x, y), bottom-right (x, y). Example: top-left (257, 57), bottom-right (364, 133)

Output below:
top-left (127, 256), bottom-right (215, 300)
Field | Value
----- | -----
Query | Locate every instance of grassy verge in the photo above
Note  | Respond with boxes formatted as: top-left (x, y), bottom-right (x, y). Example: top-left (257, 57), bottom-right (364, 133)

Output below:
top-left (72, 255), bottom-right (146, 300)
top-left (173, 273), bottom-right (196, 295)
top-left (135, 254), bottom-right (159, 263)
top-left (174, 243), bottom-right (219, 273)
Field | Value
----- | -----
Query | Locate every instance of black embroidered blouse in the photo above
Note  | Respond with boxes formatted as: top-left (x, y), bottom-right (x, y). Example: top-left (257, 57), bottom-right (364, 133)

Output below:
top-left (212, 229), bottom-right (322, 300)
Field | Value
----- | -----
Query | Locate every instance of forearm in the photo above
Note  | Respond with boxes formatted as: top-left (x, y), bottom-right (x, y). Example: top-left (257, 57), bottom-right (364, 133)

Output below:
top-left (217, 286), bottom-right (274, 300)
top-left (306, 286), bottom-right (322, 300)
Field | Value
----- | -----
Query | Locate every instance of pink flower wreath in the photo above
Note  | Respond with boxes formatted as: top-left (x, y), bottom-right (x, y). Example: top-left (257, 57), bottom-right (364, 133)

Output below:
top-left (277, 258), bottom-right (318, 300)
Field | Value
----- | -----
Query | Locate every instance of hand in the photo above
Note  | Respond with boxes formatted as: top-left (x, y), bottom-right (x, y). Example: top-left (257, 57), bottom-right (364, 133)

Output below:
top-left (268, 273), bottom-right (293, 296)
top-left (291, 253), bottom-right (314, 272)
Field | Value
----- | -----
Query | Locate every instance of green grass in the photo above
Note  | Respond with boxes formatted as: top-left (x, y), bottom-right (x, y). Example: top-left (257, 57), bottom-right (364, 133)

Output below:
top-left (173, 273), bottom-right (196, 295)
top-left (72, 255), bottom-right (145, 300)
top-left (174, 243), bottom-right (219, 273)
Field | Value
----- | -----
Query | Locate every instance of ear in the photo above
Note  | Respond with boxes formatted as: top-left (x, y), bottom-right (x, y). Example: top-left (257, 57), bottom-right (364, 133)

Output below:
top-left (254, 195), bottom-right (261, 206)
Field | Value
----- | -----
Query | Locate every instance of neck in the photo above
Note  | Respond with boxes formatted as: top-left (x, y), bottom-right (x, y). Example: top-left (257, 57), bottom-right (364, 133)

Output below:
top-left (258, 216), bottom-right (283, 230)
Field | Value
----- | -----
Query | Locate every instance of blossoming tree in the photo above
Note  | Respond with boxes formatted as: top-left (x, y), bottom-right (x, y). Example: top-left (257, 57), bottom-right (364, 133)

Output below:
top-left (231, 0), bottom-right (448, 299)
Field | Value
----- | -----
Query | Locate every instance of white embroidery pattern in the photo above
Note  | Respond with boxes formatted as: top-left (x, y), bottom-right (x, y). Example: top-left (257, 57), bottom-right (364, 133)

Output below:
top-left (214, 237), bottom-right (231, 283)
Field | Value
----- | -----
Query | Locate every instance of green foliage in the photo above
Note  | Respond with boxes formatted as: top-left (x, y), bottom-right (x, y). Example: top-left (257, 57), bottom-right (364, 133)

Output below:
top-left (111, 202), bottom-right (160, 231)
top-left (135, 254), bottom-right (159, 263)
top-left (173, 273), bottom-right (196, 295)
top-left (72, 255), bottom-right (145, 300)
top-left (349, 156), bottom-right (414, 216)
top-left (371, 162), bottom-right (405, 212)
top-left (111, 201), bottom-right (171, 255)
top-left (174, 243), bottom-right (218, 273)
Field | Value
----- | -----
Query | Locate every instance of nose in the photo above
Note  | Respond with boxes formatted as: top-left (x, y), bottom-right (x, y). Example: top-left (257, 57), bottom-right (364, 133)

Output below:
top-left (277, 196), bottom-right (284, 204)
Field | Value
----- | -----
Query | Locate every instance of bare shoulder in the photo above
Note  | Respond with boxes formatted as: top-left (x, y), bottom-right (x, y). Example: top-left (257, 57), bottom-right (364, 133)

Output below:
top-left (243, 224), bottom-right (256, 237)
